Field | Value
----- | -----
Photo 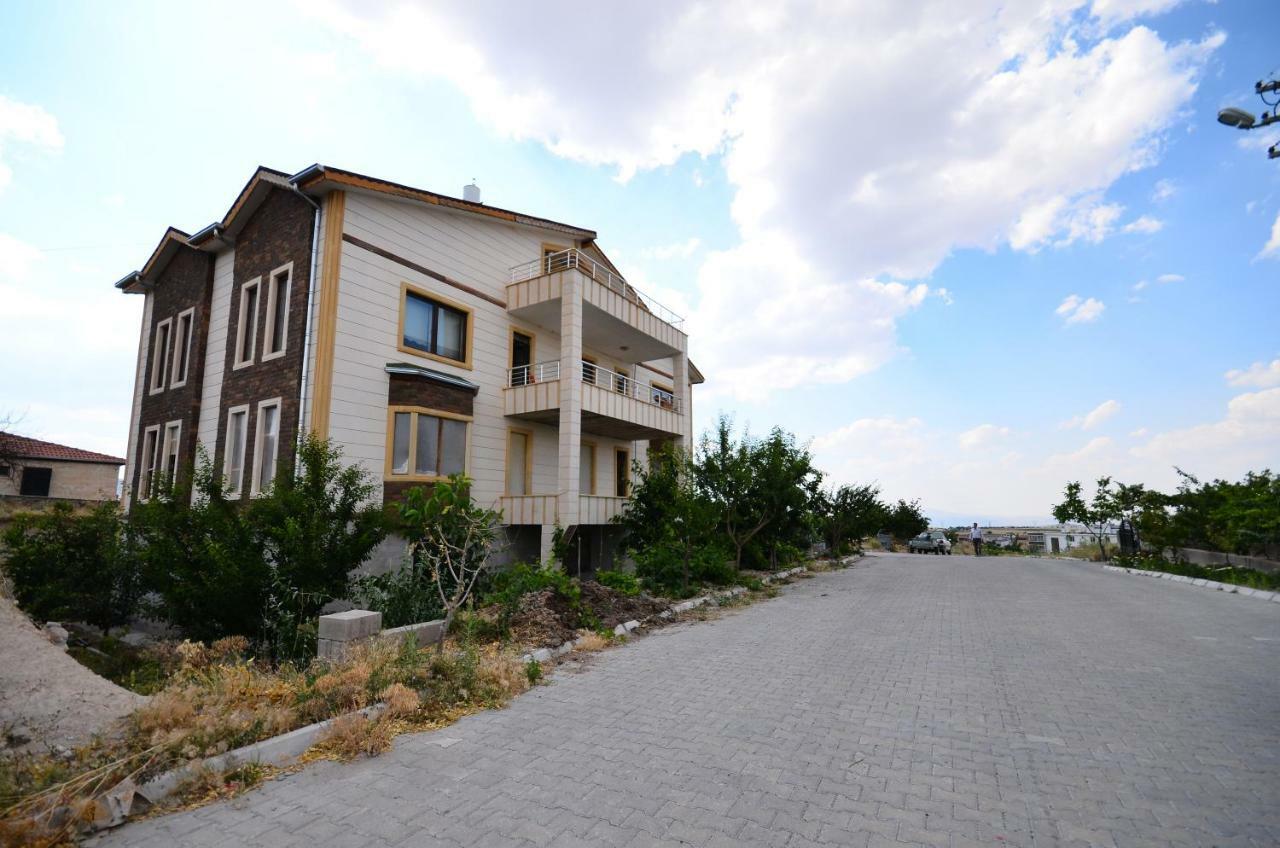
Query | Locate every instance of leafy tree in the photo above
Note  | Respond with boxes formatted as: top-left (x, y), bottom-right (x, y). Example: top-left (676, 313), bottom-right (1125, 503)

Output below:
top-left (1, 502), bottom-right (142, 631)
top-left (696, 417), bottom-right (768, 570)
top-left (396, 475), bottom-right (501, 652)
top-left (882, 498), bottom-right (929, 543)
top-left (1051, 478), bottom-right (1119, 560)
top-left (750, 428), bottom-right (823, 569)
top-left (818, 483), bottom-right (886, 555)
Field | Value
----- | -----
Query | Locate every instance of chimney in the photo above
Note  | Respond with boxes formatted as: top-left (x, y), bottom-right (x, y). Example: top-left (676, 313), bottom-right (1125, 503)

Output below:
top-left (463, 181), bottom-right (481, 203)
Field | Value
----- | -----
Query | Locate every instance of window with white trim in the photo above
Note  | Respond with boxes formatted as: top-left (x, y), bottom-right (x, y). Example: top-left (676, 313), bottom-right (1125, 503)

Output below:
top-left (387, 407), bottom-right (469, 481)
top-left (223, 406), bottom-right (249, 496)
top-left (263, 264), bottom-right (291, 360)
top-left (159, 420), bottom-right (182, 492)
top-left (149, 318), bottom-right (172, 393)
top-left (233, 277), bottom-right (261, 369)
top-left (171, 308), bottom-right (194, 387)
top-left (252, 398), bottom-right (282, 495)
top-left (139, 425), bottom-right (161, 499)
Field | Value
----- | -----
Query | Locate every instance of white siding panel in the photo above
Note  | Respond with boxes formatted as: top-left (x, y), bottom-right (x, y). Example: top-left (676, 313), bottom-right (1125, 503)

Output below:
top-left (196, 248), bottom-right (234, 462)
top-left (123, 293), bottom-right (153, 505)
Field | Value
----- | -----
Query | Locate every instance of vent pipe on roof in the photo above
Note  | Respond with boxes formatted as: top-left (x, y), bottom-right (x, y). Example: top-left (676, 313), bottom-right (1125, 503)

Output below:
top-left (463, 181), bottom-right (481, 203)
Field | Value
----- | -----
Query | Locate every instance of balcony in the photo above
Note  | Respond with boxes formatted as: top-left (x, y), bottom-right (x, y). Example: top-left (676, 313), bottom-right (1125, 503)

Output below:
top-left (507, 249), bottom-right (685, 362)
top-left (498, 494), bottom-right (629, 526)
top-left (504, 360), bottom-right (683, 440)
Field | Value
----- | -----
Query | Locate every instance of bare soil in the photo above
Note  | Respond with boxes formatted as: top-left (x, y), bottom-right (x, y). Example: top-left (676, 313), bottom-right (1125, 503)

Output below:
top-left (499, 582), bottom-right (668, 649)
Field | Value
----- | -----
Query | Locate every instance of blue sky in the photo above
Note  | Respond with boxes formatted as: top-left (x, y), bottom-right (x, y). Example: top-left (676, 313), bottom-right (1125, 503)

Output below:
top-left (1, 0), bottom-right (1277, 524)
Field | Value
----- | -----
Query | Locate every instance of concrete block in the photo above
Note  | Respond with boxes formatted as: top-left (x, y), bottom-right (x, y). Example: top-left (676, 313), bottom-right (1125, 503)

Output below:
top-left (381, 619), bottom-right (444, 648)
top-left (614, 624), bottom-right (628, 636)
top-left (623, 620), bottom-right (640, 632)
top-left (531, 648), bottom-right (553, 663)
top-left (318, 609), bottom-right (382, 642)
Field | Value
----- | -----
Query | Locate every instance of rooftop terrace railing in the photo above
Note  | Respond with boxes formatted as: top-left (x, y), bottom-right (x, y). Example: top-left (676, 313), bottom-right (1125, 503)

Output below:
top-left (509, 248), bottom-right (685, 329)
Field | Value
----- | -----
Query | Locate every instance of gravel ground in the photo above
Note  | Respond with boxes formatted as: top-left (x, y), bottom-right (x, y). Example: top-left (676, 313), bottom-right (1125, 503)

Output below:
top-left (0, 596), bottom-right (145, 752)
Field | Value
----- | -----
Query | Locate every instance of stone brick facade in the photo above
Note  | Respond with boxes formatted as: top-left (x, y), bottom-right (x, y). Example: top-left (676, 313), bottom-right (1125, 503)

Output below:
top-left (130, 246), bottom-right (214, 501)
top-left (213, 188), bottom-right (316, 499)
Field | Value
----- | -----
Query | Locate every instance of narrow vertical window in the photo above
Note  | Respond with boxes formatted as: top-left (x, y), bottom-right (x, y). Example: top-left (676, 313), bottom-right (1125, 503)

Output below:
top-left (149, 318), bottom-right (172, 393)
top-left (139, 425), bottom-right (160, 499)
top-left (510, 330), bottom-right (532, 386)
top-left (253, 399), bottom-right (281, 495)
top-left (615, 448), bottom-right (630, 497)
top-left (224, 407), bottom-right (249, 496)
top-left (159, 420), bottom-right (182, 492)
top-left (263, 265), bottom-right (291, 359)
top-left (506, 430), bottom-right (530, 496)
top-left (580, 442), bottom-right (596, 495)
top-left (171, 309), bottom-right (194, 387)
top-left (391, 412), bottom-right (411, 474)
top-left (234, 278), bottom-right (261, 368)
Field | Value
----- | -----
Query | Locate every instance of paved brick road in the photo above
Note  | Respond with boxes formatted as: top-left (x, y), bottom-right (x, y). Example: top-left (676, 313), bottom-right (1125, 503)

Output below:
top-left (96, 553), bottom-right (1279, 847)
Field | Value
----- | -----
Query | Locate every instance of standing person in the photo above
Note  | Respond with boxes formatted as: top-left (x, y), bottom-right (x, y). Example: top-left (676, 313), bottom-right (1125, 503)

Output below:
top-left (970, 523), bottom-right (983, 556)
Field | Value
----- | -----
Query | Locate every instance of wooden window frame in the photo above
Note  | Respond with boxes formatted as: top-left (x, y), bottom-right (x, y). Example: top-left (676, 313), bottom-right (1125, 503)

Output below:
top-left (384, 405), bottom-right (473, 483)
top-left (139, 424), bottom-right (161, 501)
top-left (580, 440), bottom-right (597, 495)
top-left (505, 427), bottom-right (534, 496)
top-left (615, 447), bottom-right (630, 497)
top-left (250, 397), bottom-right (283, 497)
top-left (159, 419), bottom-right (182, 494)
top-left (508, 326), bottom-right (536, 386)
top-left (170, 308), bottom-right (195, 388)
top-left (262, 262), bottom-right (293, 362)
top-left (223, 404), bottom-right (250, 497)
top-left (149, 317), bottom-right (172, 394)
top-left (233, 277), bottom-right (262, 370)
top-left (397, 282), bottom-right (474, 370)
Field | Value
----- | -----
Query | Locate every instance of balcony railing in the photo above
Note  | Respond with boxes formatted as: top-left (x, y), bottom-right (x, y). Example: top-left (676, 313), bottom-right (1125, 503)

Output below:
top-left (509, 248), bottom-right (685, 329)
top-left (507, 360), bottom-right (681, 414)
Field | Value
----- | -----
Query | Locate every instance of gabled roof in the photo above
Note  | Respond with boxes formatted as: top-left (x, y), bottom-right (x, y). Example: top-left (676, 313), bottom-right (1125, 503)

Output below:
top-left (0, 433), bottom-right (125, 465)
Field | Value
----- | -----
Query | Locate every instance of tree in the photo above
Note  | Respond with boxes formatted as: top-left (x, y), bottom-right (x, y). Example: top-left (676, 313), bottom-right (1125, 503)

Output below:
top-left (751, 428), bottom-right (824, 569)
top-left (819, 483), bottom-right (886, 555)
top-left (1051, 478), bottom-right (1118, 560)
top-left (696, 417), bottom-right (769, 570)
top-left (396, 475), bottom-right (501, 653)
top-left (882, 498), bottom-right (929, 543)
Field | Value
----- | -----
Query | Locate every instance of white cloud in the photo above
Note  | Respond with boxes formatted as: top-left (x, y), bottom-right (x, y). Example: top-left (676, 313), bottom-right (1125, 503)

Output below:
top-left (934, 287), bottom-right (954, 306)
top-left (0, 233), bottom-right (43, 281)
top-left (1132, 388), bottom-right (1280, 473)
top-left (1130, 427), bottom-right (1149, 437)
top-left (1132, 279), bottom-right (1149, 291)
top-left (1121, 215), bottom-right (1164, 234)
top-left (1155, 272), bottom-right (1183, 283)
top-left (1090, 0), bottom-right (1187, 30)
top-left (1225, 358), bottom-right (1280, 389)
top-left (0, 95), bottom-right (63, 192)
top-left (1259, 212), bottom-right (1280, 260)
top-left (642, 237), bottom-right (701, 260)
top-left (311, 2), bottom-right (1222, 396)
top-left (1055, 294), bottom-right (1106, 324)
top-left (958, 424), bottom-right (1011, 449)
top-left (1151, 178), bottom-right (1176, 201)
top-left (1062, 399), bottom-right (1122, 430)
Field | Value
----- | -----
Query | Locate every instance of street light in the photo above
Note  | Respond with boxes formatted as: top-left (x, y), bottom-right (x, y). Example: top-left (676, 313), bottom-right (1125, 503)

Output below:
top-left (1218, 76), bottom-right (1280, 160)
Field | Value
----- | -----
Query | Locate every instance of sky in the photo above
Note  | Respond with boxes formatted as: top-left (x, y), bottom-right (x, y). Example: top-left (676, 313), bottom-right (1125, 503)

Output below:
top-left (1, 0), bottom-right (1277, 525)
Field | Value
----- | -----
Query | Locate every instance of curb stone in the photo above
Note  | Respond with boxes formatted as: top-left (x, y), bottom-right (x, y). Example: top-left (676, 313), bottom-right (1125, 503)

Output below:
top-left (1100, 564), bottom-right (1279, 603)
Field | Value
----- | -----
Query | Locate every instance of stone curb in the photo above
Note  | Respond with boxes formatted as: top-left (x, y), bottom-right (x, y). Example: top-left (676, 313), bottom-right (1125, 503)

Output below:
top-left (1101, 564), bottom-right (1280, 604)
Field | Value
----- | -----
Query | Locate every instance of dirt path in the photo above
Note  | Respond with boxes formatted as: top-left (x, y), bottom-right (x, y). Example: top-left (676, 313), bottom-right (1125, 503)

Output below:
top-left (0, 596), bottom-right (145, 751)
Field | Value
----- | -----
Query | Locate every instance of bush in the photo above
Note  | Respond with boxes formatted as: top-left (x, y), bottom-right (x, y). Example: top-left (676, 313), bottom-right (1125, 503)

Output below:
top-left (349, 557), bottom-right (444, 629)
top-left (482, 562), bottom-right (581, 612)
top-left (1115, 553), bottom-right (1280, 591)
top-left (633, 542), bottom-right (735, 597)
top-left (1, 502), bottom-right (141, 631)
top-left (594, 569), bottom-right (640, 596)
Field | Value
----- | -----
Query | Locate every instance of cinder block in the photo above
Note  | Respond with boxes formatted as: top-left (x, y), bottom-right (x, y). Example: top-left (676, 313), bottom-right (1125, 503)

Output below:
top-left (318, 609), bottom-right (382, 641)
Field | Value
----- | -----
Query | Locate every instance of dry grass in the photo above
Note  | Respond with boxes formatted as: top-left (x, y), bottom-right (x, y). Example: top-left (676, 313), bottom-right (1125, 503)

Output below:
top-left (572, 631), bottom-right (610, 653)
top-left (312, 714), bottom-right (394, 761)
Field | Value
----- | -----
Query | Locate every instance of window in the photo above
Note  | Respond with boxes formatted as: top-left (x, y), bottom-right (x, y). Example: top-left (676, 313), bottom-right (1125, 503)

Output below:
top-left (139, 425), bottom-right (160, 499)
top-left (223, 406), bottom-right (249, 496)
top-left (233, 277), bottom-right (261, 369)
top-left (650, 382), bottom-right (675, 409)
top-left (542, 243), bottom-right (570, 274)
top-left (386, 407), bottom-right (470, 481)
top-left (19, 467), bottom-right (51, 497)
top-left (252, 398), bottom-right (282, 495)
top-left (506, 430), bottom-right (531, 495)
top-left (399, 284), bottom-right (470, 366)
top-left (159, 420), bottom-right (182, 492)
top-left (263, 264), bottom-right (291, 360)
top-left (149, 318), bottom-right (172, 393)
top-left (615, 448), bottom-right (630, 497)
top-left (171, 308), bottom-right (194, 387)
top-left (580, 442), bottom-right (596, 495)
top-left (0, 463), bottom-right (11, 478)
top-left (510, 330), bottom-right (533, 386)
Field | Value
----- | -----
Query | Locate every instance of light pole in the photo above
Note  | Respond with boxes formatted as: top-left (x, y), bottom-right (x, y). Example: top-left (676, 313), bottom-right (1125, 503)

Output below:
top-left (1217, 77), bottom-right (1280, 160)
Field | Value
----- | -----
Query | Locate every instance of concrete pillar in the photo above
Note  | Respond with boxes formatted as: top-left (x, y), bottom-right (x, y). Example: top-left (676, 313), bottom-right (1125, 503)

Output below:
top-left (557, 273), bottom-right (583, 534)
top-left (671, 344), bottom-right (690, 450)
top-left (539, 525), bottom-right (557, 564)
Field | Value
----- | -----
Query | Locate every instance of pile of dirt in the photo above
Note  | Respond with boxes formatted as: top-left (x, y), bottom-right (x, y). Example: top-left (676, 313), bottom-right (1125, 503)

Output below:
top-left (499, 582), bottom-right (669, 649)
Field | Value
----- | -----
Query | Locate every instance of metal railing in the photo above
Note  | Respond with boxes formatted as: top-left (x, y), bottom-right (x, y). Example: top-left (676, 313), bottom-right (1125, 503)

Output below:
top-left (507, 360), bottom-right (681, 414)
top-left (509, 248), bottom-right (685, 329)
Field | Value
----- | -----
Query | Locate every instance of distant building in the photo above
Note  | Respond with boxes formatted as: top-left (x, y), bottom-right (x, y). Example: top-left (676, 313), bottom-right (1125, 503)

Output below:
top-left (0, 433), bottom-right (125, 502)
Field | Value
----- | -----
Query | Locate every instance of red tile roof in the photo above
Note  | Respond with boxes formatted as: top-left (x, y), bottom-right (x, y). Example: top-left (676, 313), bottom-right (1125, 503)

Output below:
top-left (0, 433), bottom-right (125, 465)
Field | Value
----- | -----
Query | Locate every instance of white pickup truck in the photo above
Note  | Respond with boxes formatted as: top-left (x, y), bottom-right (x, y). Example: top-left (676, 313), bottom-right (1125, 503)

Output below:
top-left (908, 531), bottom-right (952, 554)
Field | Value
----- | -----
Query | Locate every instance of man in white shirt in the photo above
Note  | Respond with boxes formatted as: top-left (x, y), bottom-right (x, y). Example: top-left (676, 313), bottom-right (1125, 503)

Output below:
top-left (970, 523), bottom-right (984, 556)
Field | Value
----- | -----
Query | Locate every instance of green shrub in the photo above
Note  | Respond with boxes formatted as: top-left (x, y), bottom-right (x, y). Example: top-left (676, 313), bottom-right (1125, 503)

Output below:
top-left (1, 502), bottom-right (141, 631)
top-left (482, 562), bottom-right (580, 611)
top-left (1115, 553), bottom-right (1280, 590)
top-left (595, 569), bottom-right (640, 596)
top-left (349, 557), bottom-right (444, 629)
top-left (634, 542), bottom-right (735, 597)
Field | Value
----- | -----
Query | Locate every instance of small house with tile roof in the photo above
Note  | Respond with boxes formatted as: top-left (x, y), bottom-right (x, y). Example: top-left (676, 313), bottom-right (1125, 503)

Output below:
top-left (0, 433), bottom-right (125, 501)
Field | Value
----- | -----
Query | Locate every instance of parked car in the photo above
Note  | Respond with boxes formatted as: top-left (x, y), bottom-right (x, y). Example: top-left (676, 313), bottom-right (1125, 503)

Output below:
top-left (908, 531), bottom-right (952, 554)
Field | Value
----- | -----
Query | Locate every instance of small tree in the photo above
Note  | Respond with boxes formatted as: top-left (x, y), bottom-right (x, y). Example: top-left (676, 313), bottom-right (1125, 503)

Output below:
top-left (882, 498), bottom-right (929, 543)
top-left (819, 483), bottom-right (886, 555)
top-left (1051, 478), bottom-right (1119, 560)
top-left (396, 476), bottom-right (501, 652)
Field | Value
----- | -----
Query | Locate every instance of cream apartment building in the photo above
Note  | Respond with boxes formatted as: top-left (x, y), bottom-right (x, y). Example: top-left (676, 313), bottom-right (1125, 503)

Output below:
top-left (116, 165), bottom-right (700, 568)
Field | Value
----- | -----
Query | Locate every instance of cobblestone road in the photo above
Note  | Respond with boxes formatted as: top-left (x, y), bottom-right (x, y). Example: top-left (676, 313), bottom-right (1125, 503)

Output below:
top-left (97, 553), bottom-right (1280, 847)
